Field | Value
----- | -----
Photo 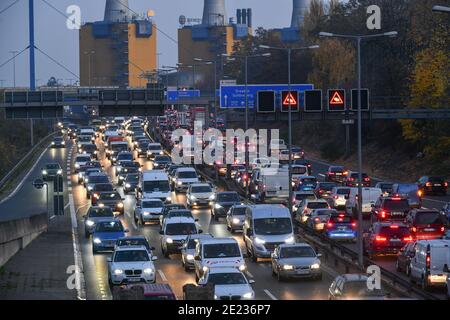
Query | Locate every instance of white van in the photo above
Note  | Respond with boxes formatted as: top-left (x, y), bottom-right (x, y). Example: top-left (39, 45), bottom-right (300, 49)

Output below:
top-left (159, 216), bottom-right (201, 257)
top-left (345, 187), bottom-right (382, 217)
top-left (193, 238), bottom-right (246, 281)
top-left (409, 239), bottom-right (450, 290)
top-left (250, 168), bottom-right (289, 204)
top-left (138, 170), bottom-right (171, 203)
top-left (243, 205), bottom-right (295, 262)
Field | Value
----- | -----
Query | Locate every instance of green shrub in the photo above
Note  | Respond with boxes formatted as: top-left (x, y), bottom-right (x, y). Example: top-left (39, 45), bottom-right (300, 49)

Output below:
top-left (320, 141), bottom-right (344, 161)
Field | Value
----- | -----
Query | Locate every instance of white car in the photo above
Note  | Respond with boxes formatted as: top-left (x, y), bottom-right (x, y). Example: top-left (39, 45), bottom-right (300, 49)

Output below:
top-left (173, 167), bottom-right (199, 193)
top-left (329, 187), bottom-right (351, 209)
top-left (147, 143), bottom-right (163, 159)
top-left (160, 217), bottom-right (201, 257)
top-left (295, 199), bottom-right (330, 223)
top-left (134, 198), bottom-right (164, 225)
top-left (198, 268), bottom-right (255, 300)
top-left (270, 139), bottom-right (287, 151)
top-left (74, 154), bottom-right (92, 173)
top-left (186, 183), bottom-right (215, 208)
top-left (107, 246), bottom-right (157, 286)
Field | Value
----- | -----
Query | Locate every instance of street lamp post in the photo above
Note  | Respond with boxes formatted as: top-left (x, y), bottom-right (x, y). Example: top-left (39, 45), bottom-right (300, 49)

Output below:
top-left (259, 45), bottom-right (319, 216)
top-left (318, 31), bottom-right (397, 268)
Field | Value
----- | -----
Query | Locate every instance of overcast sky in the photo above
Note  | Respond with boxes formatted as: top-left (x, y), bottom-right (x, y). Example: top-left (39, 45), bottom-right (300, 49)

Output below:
top-left (0, 0), bottom-right (300, 87)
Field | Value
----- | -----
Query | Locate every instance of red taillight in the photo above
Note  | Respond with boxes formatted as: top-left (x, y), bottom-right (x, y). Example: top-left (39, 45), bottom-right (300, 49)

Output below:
top-left (380, 211), bottom-right (386, 219)
top-left (412, 227), bottom-right (417, 233)
top-left (445, 182), bottom-right (448, 187)
top-left (338, 214), bottom-right (345, 217)
top-left (403, 236), bottom-right (413, 242)
top-left (390, 225), bottom-right (399, 229)
top-left (440, 226), bottom-right (445, 232)
top-left (333, 195), bottom-right (338, 199)
top-left (348, 178), bottom-right (354, 181)
top-left (426, 255), bottom-right (430, 268)
top-left (314, 217), bottom-right (320, 222)
top-left (364, 177), bottom-right (370, 181)
top-left (425, 182), bottom-right (431, 187)
top-left (351, 222), bottom-right (357, 228)
top-left (391, 197), bottom-right (401, 200)
top-left (375, 235), bottom-right (387, 242)
top-left (326, 222), bottom-right (333, 228)
top-left (329, 172), bottom-right (335, 175)
top-left (307, 164), bottom-right (311, 167)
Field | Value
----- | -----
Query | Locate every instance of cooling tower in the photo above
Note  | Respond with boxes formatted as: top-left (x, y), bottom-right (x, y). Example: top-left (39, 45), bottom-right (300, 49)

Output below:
top-left (291, 0), bottom-right (311, 29)
top-left (104, 0), bottom-right (132, 23)
top-left (202, 0), bottom-right (227, 26)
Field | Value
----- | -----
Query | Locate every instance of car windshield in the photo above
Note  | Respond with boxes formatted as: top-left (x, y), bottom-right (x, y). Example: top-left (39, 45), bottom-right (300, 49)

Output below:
top-left (384, 199), bottom-right (409, 211)
top-left (207, 273), bottom-right (247, 285)
top-left (142, 200), bottom-right (163, 208)
top-left (118, 154), bottom-right (133, 161)
top-left (254, 218), bottom-right (292, 235)
top-left (165, 223), bottom-right (197, 236)
top-left (76, 156), bottom-right (91, 162)
top-left (178, 171), bottom-right (197, 179)
top-left (232, 207), bottom-right (246, 216)
top-left (203, 244), bottom-right (240, 258)
top-left (280, 246), bottom-right (315, 258)
top-left (156, 156), bottom-right (171, 162)
top-left (336, 188), bottom-right (351, 195)
top-left (95, 221), bottom-right (123, 232)
top-left (89, 208), bottom-right (114, 218)
top-left (397, 184), bottom-right (417, 193)
top-left (217, 193), bottom-right (240, 202)
top-left (126, 174), bottom-right (139, 182)
top-left (295, 194), bottom-right (315, 201)
top-left (415, 212), bottom-right (444, 225)
top-left (148, 145), bottom-right (162, 150)
top-left (162, 205), bottom-right (185, 215)
top-left (88, 176), bottom-right (109, 183)
top-left (379, 184), bottom-right (393, 190)
top-left (187, 239), bottom-right (199, 249)
top-left (330, 167), bottom-right (344, 172)
top-left (46, 164), bottom-right (60, 169)
top-left (342, 281), bottom-right (384, 297)
top-left (114, 250), bottom-right (149, 262)
top-left (98, 193), bottom-right (121, 200)
top-left (379, 226), bottom-right (410, 236)
top-left (94, 184), bottom-right (114, 192)
top-left (167, 211), bottom-right (192, 219)
top-left (308, 202), bottom-right (329, 209)
top-left (329, 216), bottom-right (353, 223)
top-left (302, 178), bottom-right (317, 183)
top-left (319, 183), bottom-right (336, 191)
top-left (117, 239), bottom-right (149, 250)
top-left (292, 167), bottom-right (307, 174)
top-left (143, 181), bottom-right (170, 192)
top-left (191, 186), bottom-right (212, 193)
top-left (428, 177), bottom-right (444, 183)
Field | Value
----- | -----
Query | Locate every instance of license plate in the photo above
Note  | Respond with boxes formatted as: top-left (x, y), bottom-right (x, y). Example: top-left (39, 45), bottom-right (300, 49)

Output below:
top-left (424, 228), bottom-right (435, 232)
top-left (434, 184), bottom-right (441, 187)
top-left (316, 223), bottom-right (324, 229)
top-left (338, 226), bottom-right (347, 231)
top-left (391, 212), bottom-right (402, 216)
top-left (296, 269), bottom-right (309, 275)
top-left (390, 239), bottom-right (401, 243)
top-left (128, 278), bottom-right (141, 282)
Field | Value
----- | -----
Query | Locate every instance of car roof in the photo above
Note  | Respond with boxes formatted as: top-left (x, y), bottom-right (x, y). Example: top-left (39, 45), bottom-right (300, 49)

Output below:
top-left (278, 243), bottom-right (312, 249)
top-left (208, 267), bottom-right (244, 274)
top-left (176, 167), bottom-right (196, 172)
top-left (190, 183), bottom-right (212, 188)
top-left (165, 217), bottom-right (196, 224)
top-left (114, 245), bottom-right (148, 252)
top-left (248, 204), bottom-right (290, 218)
top-left (200, 238), bottom-right (238, 245)
top-left (94, 218), bottom-right (120, 223)
top-left (304, 199), bottom-right (328, 203)
top-left (217, 191), bottom-right (239, 195)
top-left (187, 234), bottom-right (213, 240)
top-left (75, 154), bottom-right (91, 158)
top-left (341, 274), bottom-right (368, 281)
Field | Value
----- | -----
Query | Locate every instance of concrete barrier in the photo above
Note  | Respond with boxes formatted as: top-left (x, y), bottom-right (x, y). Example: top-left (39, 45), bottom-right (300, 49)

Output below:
top-left (0, 213), bottom-right (48, 267)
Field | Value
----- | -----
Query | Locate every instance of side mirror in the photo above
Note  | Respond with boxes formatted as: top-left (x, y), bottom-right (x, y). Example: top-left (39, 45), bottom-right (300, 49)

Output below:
top-left (194, 255), bottom-right (201, 261)
top-left (317, 253), bottom-right (322, 258)
top-left (248, 279), bottom-right (255, 284)
top-left (150, 247), bottom-right (156, 251)
top-left (151, 256), bottom-right (158, 261)
top-left (198, 229), bottom-right (203, 234)
top-left (371, 204), bottom-right (375, 207)
top-left (106, 257), bottom-right (112, 262)
top-left (344, 195), bottom-right (349, 200)
top-left (195, 219), bottom-right (199, 222)
top-left (82, 215), bottom-right (86, 219)
top-left (124, 229), bottom-right (129, 233)
top-left (159, 231), bottom-right (164, 235)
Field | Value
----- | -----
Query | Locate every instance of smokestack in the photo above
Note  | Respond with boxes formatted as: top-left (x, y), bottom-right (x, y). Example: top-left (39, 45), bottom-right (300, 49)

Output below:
top-left (247, 9), bottom-right (252, 28)
top-left (241, 8), bottom-right (247, 25)
top-left (237, 9), bottom-right (242, 24)
top-left (202, 0), bottom-right (227, 26)
top-left (104, 0), bottom-right (131, 23)
top-left (291, 0), bottom-right (311, 29)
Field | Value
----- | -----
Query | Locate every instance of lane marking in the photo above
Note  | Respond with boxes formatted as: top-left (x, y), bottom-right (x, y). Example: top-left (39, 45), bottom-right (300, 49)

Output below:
top-left (69, 193), bottom-right (87, 300)
top-left (423, 198), bottom-right (447, 204)
top-left (246, 271), bottom-right (254, 278)
top-left (158, 269), bottom-right (168, 282)
top-left (131, 221), bottom-right (138, 230)
top-left (0, 142), bottom-right (51, 205)
top-left (263, 289), bottom-right (278, 300)
top-left (64, 203), bottom-right (70, 210)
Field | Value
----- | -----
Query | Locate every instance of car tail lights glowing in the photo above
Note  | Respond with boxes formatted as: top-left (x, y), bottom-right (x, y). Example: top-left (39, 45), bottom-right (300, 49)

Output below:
top-left (380, 211), bottom-right (386, 219)
top-left (375, 235), bottom-right (387, 242)
top-left (403, 236), bottom-right (413, 242)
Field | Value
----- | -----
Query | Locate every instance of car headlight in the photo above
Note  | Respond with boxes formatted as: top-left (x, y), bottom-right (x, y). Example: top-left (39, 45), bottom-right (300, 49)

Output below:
top-left (117, 202), bottom-right (124, 208)
top-left (114, 269), bottom-right (123, 275)
top-left (119, 176), bottom-right (125, 180)
top-left (239, 264), bottom-right (246, 272)
top-left (208, 194), bottom-right (215, 200)
top-left (166, 238), bottom-right (173, 244)
top-left (166, 196), bottom-right (172, 202)
top-left (117, 167), bottom-right (122, 172)
top-left (86, 220), bottom-right (95, 227)
top-left (51, 142), bottom-right (55, 145)
top-left (160, 151), bottom-right (164, 155)
top-left (285, 236), bottom-right (295, 244)
top-left (87, 186), bottom-right (93, 191)
top-left (42, 170), bottom-right (48, 175)
top-left (125, 183), bottom-right (131, 188)
top-left (112, 157), bottom-right (117, 161)
top-left (75, 164), bottom-right (80, 168)
top-left (154, 163), bottom-right (159, 167)
top-left (282, 265), bottom-right (294, 270)
top-left (147, 151), bottom-right (153, 154)
top-left (137, 148), bottom-right (142, 152)
top-left (202, 266), bottom-right (209, 273)
top-left (143, 211), bottom-right (150, 216)
top-left (243, 292), bottom-right (254, 299)
top-left (310, 263), bottom-right (320, 269)
top-left (190, 195), bottom-right (197, 201)
top-left (62, 141), bottom-right (65, 145)
top-left (254, 237), bottom-right (266, 245)
top-left (143, 268), bottom-right (154, 274)
top-left (214, 203), bottom-right (222, 209)
top-left (177, 181), bottom-right (182, 186)
top-left (232, 218), bottom-right (240, 224)
top-left (93, 238), bottom-right (101, 244)
top-left (186, 254), bottom-right (194, 261)
top-left (57, 169), bottom-right (62, 175)
top-left (214, 295), bottom-right (218, 299)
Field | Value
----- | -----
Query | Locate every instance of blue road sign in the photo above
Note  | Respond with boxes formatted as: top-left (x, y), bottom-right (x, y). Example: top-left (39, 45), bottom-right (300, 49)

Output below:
top-left (220, 84), bottom-right (314, 109)
top-left (167, 90), bottom-right (201, 101)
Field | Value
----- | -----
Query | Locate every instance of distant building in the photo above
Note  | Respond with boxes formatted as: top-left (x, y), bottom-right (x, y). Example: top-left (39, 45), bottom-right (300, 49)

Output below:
top-left (177, 0), bottom-right (252, 91)
top-left (79, 0), bottom-right (157, 88)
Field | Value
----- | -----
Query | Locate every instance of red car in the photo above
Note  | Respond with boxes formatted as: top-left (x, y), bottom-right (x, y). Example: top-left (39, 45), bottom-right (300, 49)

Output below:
top-left (405, 209), bottom-right (446, 240)
top-left (363, 222), bottom-right (413, 258)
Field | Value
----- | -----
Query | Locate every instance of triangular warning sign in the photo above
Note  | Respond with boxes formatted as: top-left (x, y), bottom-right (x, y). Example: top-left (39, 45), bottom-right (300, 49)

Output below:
top-left (283, 92), bottom-right (297, 106)
top-left (330, 91), bottom-right (344, 105)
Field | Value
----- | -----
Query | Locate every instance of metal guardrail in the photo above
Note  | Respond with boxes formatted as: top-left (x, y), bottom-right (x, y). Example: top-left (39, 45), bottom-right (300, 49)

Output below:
top-left (0, 131), bottom-right (56, 192)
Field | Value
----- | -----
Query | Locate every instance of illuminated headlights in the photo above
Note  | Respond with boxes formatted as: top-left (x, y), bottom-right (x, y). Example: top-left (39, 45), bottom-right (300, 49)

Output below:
top-left (285, 236), bottom-right (295, 244)
top-left (62, 141), bottom-right (65, 145)
top-left (119, 176), bottom-right (125, 180)
top-left (125, 183), bottom-right (131, 188)
top-left (42, 170), bottom-right (48, 175)
top-left (166, 197), bottom-right (172, 201)
top-left (87, 186), bottom-right (93, 191)
top-left (117, 202), bottom-right (124, 208)
top-left (254, 237), bottom-right (266, 245)
top-left (117, 167), bottom-right (122, 172)
top-left (238, 264), bottom-right (246, 272)
top-left (86, 220), bottom-right (95, 227)
top-left (282, 265), bottom-right (294, 270)
top-left (114, 269), bottom-right (123, 275)
top-left (243, 292), bottom-right (254, 299)
top-left (143, 211), bottom-right (150, 216)
top-left (143, 268), bottom-right (154, 274)
top-left (159, 151), bottom-right (164, 155)
top-left (190, 195), bottom-right (197, 201)
top-left (214, 203), bottom-right (222, 209)
top-left (177, 181), bottom-right (182, 186)
top-left (186, 254), bottom-right (194, 261)
top-left (57, 169), bottom-right (62, 175)
top-left (202, 266), bottom-right (209, 273)
top-left (51, 142), bottom-right (55, 145)
top-left (93, 238), bottom-right (101, 244)
top-left (310, 263), bottom-right (320, 269)
top-left (232, 218), bottom-right (240, 224)
top-left (166, 238), bottom-right (173, 244)
top-left (208, 194), bottom-right (215, 200)
top-left (75, 163), bottom-right (80, 168)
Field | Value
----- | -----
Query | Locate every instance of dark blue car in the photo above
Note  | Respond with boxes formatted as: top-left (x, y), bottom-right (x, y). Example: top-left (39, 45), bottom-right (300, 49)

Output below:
top-left (296, 176), bottom-right (318, 192)
top-left (92, 219), bottom-right (128, 253)
top-left (325, 214), bottom-right (357, 242)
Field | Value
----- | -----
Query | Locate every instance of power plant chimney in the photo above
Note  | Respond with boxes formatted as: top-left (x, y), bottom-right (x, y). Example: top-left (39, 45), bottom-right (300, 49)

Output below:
top-left (291, 0), bottom-right (311, 29)
top-left (104, 0), bottom-right (131, 23)
top-left (202, 0), bottom-right (227, 26)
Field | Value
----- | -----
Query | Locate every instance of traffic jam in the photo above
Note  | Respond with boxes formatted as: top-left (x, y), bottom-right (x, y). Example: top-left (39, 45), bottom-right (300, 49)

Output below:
top-left (55, 108), bottom-right (450, 300)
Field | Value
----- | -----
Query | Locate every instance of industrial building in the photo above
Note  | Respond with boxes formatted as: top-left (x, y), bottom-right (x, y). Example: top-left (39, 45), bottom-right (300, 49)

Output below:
top-left (272, 0), bottom-right (312, 43)
top-left (177, 0), bottom-right (252, 91)
top-left (79, 0), bottom-right (157, 88)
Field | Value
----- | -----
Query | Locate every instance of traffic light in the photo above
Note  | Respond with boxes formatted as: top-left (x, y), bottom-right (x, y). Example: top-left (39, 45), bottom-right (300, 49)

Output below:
top-left (281, 91), bottom-right (299, 112)
top-left (351, 89), bottom-right (370, 111)
top-left (257, 91), bottom-right (276, 113)
top-left (304, 90), bottom-right (323, 112)
top-left (328, 89), bottom-right (346, 112)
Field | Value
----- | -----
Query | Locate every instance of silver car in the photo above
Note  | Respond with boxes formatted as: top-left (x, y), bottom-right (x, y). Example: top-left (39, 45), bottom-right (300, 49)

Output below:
top-left (271, 243), bottom-right (322, 281)
top-left (180, 233), bottom-right (213, 271)
top-left (226, 205), bottom-right (248, 233)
